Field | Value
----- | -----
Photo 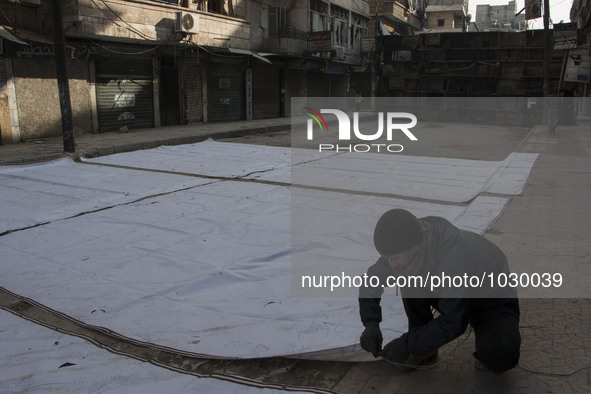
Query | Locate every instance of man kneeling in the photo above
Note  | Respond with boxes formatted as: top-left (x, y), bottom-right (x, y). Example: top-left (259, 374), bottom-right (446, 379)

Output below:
top-left (359, 209), bottom-right (521, 373)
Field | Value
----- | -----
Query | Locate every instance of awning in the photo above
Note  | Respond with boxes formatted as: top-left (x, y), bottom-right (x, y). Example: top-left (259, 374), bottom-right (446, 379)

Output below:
top-left (11, 27), bottom-right (54, 45)
top-left (0, 25), bottom-right (74, 48)
top-left (0, 26), bottom-right (28, 45)
top-left (227, 47), bottom-right (272, 64)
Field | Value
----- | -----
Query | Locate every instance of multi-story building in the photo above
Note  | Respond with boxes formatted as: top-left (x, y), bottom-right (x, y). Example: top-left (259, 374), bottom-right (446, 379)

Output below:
top-left (472, 1), bottom-right (527, 32)
top-left (0, 0), bottom-right (369, 143)
top-left (369, 0), bottom-right (425, 36)
top-left (378, 30), bottom-right (574, 97)
top-left (571, 0), bottom-right (591, 35)
top-left (424, 0), bottom-right (469, 32)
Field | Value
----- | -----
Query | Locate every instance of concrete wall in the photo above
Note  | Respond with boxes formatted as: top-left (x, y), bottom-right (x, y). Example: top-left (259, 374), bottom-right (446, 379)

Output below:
top-left (11, 58), bottom-right (92, 141)
top-left (426, 11), bottom-right (457, 30)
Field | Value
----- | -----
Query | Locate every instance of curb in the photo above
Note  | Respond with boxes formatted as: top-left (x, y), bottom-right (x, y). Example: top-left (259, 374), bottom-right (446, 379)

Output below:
top-left (1, 123), bottom-right (291, 165)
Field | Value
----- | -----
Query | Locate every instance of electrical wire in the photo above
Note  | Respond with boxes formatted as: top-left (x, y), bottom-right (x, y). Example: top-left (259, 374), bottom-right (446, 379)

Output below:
top-left (188, 41), bottom-right (250, 60)
top-left (88, 39), bottom-right (160, 55)
top-left (89, 0), bottom-right (161, 41)
top-left (550, 0), bottom-right (574, 9)
top-left (98, 0), bottom-right (156, 40)
top-left (0, 7), bottom-right (12, 27)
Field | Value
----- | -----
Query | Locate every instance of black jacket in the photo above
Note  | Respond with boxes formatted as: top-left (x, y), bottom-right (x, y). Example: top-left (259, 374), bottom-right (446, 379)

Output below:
top-left (359, 216), bottom-right (518, 354)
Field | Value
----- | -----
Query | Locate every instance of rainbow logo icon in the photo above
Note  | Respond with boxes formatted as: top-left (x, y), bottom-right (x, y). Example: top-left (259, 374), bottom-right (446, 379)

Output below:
top-left (303, 107), bottom-right (328, 132)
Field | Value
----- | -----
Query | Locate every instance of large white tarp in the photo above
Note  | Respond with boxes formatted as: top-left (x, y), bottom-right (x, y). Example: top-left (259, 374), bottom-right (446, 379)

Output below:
top-left (0, 158), bottom-right (210, 234)
top-left (0, 141), bottom-right (537, 360)
top-left (0, 311), bottom-right (305, 393)
top-left (85, 140), bottom-right (538, 202)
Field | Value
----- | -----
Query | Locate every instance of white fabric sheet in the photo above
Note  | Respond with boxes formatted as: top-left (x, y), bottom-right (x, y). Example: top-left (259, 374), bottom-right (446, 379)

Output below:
top-left (0, 158), bottom-right (210, 234)
top-left (0, 141), bottom-right (537, 360)
top-left (85, 140), bottom-right (538, 202)
top-left (0, 311), bottom-right (303, 393)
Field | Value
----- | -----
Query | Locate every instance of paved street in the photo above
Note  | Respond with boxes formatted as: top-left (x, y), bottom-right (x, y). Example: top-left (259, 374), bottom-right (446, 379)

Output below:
top-left (1, 116), bottom-right (590, 393)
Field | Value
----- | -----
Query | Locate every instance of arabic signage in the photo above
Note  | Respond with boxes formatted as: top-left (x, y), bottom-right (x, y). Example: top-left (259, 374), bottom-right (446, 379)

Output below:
top-left (308, 31), bottom-right (332, 53)
top-left (564, 48), bottom-right (591, 83)
top-left (554, 23), bottom-right (577, 50)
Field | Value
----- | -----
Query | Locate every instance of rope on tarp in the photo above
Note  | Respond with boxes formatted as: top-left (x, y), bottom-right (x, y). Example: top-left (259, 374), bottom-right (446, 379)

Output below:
top-left (0, 286), bottom-right (338, 394)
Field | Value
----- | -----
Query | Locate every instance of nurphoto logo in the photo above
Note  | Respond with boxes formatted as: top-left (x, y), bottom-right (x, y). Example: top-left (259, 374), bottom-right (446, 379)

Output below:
top-left (304, 108), bottom-right (418, 153)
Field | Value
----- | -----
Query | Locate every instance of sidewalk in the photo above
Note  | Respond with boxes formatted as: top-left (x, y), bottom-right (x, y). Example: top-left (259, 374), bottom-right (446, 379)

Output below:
top-left (0, 117), bottom-right (292, 165)
top-left (331, 119), bottom-right (591, 393)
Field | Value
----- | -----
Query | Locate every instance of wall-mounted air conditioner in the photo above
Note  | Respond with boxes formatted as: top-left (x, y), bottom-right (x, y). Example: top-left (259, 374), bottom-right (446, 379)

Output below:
top-left (176, 12), bottom-right (199, 34)
top-left (331, 46), bottom-right (345, 60)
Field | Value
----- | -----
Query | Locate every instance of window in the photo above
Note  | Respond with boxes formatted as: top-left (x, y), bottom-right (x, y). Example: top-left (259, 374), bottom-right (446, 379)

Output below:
top-left (207, 0), bottom-right (234, 17)
top-left (437, 19), bottom-right (445, 27)
top-left (269, 7), bottom-right (287, 36)
top-left (310, 0), bottom-right (328, 14)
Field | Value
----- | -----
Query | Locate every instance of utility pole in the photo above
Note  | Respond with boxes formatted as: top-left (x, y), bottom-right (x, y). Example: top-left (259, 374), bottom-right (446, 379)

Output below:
top-left (52, 0), bottom-right (75, 153)
top-left (542, 0), bottom-right (551, 97)
top-left (372, 0), bottom-right (380, 109)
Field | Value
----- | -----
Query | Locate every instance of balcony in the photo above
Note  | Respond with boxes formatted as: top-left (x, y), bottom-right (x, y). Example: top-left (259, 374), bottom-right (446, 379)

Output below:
top-left (261, 26), bottom-right (308, 56)
top-left (379, 1), bottom-right (422, 30)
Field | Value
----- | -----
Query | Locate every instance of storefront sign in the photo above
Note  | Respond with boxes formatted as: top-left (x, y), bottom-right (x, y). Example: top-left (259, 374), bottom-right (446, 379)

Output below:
top-left (554, 23), bottom-right (577, 50)
top-left (308, 31), bottom-right (332, 53)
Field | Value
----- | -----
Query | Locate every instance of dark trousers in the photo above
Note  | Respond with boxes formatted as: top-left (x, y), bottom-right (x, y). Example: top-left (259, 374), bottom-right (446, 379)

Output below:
top-left (402, 298), bottom-right (521, 374)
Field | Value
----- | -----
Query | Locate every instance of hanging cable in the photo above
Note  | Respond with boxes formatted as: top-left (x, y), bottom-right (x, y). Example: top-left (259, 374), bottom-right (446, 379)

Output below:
top-left (89, 0), bottom-right (161, 41)
top-left (88, 39), bottom-right (160, 55)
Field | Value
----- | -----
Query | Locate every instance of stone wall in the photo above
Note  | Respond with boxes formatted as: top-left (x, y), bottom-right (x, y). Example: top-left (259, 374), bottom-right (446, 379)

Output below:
top-left (63, 0), bottom-right (250, 49)
top-left (11, 58), bottom-right (92, 140)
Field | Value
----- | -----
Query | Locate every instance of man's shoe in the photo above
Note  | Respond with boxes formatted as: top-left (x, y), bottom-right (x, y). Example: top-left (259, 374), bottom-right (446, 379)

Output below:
top-left (388, 349), bottom-right (439, 372)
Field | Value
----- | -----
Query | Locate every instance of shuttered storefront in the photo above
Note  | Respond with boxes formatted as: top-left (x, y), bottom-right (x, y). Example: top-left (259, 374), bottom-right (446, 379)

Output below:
top-left (207, 62), bottom-right (243, 122)
top-left (307, 72), bottom-right (329, 97)
top-left (95, 58), bottom-right (154, 132)
top-left (329, 75), bottom-right (348, 97)
top-left (284, 69), bottom-right (307, 117)
top-left (253, 63), bottom-right (280, 119)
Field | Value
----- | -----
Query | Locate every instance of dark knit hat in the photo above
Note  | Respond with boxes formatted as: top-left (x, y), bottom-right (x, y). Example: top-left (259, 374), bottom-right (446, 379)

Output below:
top-left (373, 209), bottom-right (422, 256)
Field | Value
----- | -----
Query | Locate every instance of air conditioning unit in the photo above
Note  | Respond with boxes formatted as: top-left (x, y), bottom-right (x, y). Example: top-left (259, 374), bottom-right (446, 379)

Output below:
top-left (176, 12), bottom-right (199, 34)
top-left (331, 46), bottom-right (345, 60)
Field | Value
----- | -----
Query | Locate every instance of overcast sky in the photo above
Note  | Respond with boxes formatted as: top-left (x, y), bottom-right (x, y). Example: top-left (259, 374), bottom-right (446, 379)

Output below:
top-left (468, 0), bottom-right (574, 29)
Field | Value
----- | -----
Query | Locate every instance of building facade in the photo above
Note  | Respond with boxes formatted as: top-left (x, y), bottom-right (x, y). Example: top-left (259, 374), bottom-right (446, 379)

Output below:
top-left (0, 0), bottom-right (370, 143)
top-left (424, 0), bottom-right (468, 32)
top-left (472, 1), bottom-right (526, 32)
top-left (378, 30), bottom-right (574, 97)
top-left (370, 0), bottom-right (425, 36)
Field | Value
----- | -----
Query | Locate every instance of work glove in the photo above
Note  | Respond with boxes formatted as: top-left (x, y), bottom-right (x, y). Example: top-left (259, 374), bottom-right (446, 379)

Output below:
top-left (378, 334), bottom-right (410, 364)
top-left (360, 322), bottom-right (383, 357)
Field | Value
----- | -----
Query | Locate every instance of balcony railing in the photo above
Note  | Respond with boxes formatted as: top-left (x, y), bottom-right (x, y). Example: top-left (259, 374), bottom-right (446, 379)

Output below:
top-left (146, 0), bottom-right (180, 5)
top-left (268, 27), bottom-right (308, 41)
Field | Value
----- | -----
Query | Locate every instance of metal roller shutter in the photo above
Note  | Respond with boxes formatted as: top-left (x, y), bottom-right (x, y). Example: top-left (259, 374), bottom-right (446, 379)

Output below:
top-left (253, 64), bottom-right (280, 119)
top-left (330, 75), bottom-right (348, 97)
top-left (95, 57), bottom-right (154, 132)
top-left (208, 62), bottom-right (243, 122)
top-left (307, 72), bottom-right (329, 97)
top-left (96, 77), bottom-right (154, 132)
top-left (284, 69), bottom-right (307, 116)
